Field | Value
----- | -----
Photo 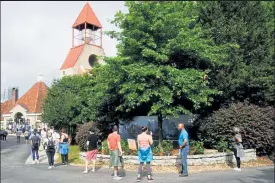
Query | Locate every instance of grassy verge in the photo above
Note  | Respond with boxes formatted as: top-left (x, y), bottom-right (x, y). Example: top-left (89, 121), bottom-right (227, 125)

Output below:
top-left (57, 145), bottom-right (83, 164)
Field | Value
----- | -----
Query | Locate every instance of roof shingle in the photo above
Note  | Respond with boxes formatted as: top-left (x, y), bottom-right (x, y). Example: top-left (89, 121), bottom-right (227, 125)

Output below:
top-left (60, 45), bottom-right (84, 70)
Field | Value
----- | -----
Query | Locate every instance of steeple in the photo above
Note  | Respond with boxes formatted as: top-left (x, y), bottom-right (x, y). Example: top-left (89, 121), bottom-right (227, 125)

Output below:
top-left (72, 2), bottom-right (102, 29)
top-left (72, 2), bottom-right (103, 48)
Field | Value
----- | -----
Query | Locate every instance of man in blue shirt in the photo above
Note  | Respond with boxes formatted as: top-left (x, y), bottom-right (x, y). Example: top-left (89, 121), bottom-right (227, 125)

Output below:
top-left (178, 123), bottom-right (189, 177)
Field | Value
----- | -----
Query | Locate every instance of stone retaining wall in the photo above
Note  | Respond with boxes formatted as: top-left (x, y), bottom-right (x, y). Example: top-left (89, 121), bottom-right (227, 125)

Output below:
top-left (80, 149), bottom-right (256, 166)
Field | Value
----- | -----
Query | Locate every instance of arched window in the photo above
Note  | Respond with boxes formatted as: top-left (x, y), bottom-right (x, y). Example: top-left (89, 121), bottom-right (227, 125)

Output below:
top-left (88, 54), bottom-right (97, 67)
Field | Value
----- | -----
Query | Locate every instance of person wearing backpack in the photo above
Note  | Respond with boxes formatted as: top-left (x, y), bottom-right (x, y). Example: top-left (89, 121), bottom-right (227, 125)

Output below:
top-left (30, 129), bottom-right (41, 164)
top-left (45, 132), bottom-right (56, 169)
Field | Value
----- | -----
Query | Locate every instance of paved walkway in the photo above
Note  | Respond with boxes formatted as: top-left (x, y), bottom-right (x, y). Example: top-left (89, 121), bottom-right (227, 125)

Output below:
top-left (1, 136), bottom-right (274, 183)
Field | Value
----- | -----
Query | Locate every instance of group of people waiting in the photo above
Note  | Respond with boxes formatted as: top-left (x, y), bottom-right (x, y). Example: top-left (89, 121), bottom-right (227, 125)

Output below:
top-left (83, 124), bottom-right (244, 182)
top-left (24, 123), bottom-right (244, 182)
top-left (29, 127), bottom-right (70, 169)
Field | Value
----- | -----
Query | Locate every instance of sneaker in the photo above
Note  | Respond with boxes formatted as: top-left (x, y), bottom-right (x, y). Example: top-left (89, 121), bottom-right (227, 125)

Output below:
top-left (36, 160), bottom-right (40, 164)
top-left (113, 176), bottom-right (122, 180)
top-left (179, 174), bottom-right (188, 177)
top-left (136, 177), bottom-right (141, 182)
top-left (111, 173), bottom-right (122, 177)
top-left (82, 170), bottom-right (88, 174)
top-left (234, 168), bottom-right (241, 171)
top-left (32, 161), bottom-right (36, 164)
top-left (147, 176), bottom-right (153, 182)
top-left (48, 166), bottom-right (52, 170)
top-left (91, 168), bottom-right (95, 173)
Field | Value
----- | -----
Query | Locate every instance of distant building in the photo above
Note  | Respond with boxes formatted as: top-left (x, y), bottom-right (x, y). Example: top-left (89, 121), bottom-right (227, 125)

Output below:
top-left (1, 76), bottom-right (48, 130)
top-left (60, 3), bottom-right (105, 78)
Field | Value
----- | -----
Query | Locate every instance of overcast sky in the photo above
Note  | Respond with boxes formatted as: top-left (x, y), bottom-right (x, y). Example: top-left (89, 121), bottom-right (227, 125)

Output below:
top-left (1, 1), bottom-right (128, 100)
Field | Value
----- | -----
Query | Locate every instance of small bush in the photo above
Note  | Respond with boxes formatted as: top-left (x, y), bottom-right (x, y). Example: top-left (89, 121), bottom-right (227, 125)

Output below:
top-left (162, 140), bottom-right (173, 155)
top-left (152, 145), bottom-right (161, 156)
top-left (190, 141), bottom-right (204, 155)
top-left (101, 140), bottom-right (110, 155)
top-left (214, 137), bottom-right (229, 152)
top-left (75, 122), bottom-right (100, 151)
top-left (197, 102), bottom-right (274, 155)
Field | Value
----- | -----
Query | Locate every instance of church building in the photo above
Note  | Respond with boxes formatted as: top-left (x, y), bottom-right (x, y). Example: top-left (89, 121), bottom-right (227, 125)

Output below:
top-left (60, 3), bottom-right (105, 77)
top-left (1, 76), bottom-right (48, 130)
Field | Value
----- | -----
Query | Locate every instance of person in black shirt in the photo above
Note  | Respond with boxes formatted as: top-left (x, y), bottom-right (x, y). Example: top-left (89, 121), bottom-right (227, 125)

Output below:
top-left (83, 129), bottom-right (98, 174)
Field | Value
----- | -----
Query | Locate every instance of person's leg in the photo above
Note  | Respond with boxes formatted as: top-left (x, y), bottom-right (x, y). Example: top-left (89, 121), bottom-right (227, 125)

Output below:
top-left (146, 162), bottom-right (153, 181)
top-left (4, 135), bottom-right (6, 141)
top-left (65, 154), bottom-right (68, 164)
top-left (46, 151), bottom-right (51, 166)
top-left (138, 162), bottom-right (143, 176)
top-left (114, 166), bottom-right (118, 176)
top-left (181, 146), bottom-right (189, 176)
top-left (84, 159), bottom-right (89, 172)
top-left (236, 157), bottom-right (241, 169)
top-left (18, 136), bottom-right (20, 143)
top-left (36, 149), bottom-right (39, 161)
top-left (31, 148), bottom-right (35, 161)
top-left (92, 159), bottom-right (96, 172)
top-left (61, 154), bottom-right (65, 164)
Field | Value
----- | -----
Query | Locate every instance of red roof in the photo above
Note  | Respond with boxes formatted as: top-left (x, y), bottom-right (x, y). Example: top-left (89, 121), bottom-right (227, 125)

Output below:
top-left (72, 3), bottom-right (102, 28)
top-left (8, 81), bottom-right (48, 114)
top-left (60, 45), bottom-right (84, 70)
top-left (1, 100), bottom-right (15, 121)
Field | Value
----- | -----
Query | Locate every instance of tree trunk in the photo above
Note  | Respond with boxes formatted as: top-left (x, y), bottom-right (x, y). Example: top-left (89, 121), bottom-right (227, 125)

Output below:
top-left (158, 112), bottom-right (164, 152)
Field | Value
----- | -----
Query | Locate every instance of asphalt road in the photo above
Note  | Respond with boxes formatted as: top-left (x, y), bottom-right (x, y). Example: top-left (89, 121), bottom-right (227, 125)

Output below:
top-left (1, 136), bottom-right (274, 183)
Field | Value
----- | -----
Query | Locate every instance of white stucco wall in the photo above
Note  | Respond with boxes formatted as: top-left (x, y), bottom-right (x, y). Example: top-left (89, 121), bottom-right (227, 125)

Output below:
top-left (74, 44), bottom-right (105, 70)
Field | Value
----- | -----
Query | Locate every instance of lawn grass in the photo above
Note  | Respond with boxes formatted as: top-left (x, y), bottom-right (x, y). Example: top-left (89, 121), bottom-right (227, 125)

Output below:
top-left (57, 145), bottom-right (83, 164)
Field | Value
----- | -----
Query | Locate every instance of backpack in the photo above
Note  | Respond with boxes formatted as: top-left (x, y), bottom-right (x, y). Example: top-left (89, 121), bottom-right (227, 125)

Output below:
top-left (32, 135), bottom-right (40, 149)
top-left (47, 138), bottom-right (55, 150)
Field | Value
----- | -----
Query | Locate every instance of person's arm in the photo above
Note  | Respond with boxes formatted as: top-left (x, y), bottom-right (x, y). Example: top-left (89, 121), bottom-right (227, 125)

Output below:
top-left (117, 136), bottom-right (123, 156)
top-left (149, 133), bottom-right (153, 146)
top-left (137, 135), bottom-right (140, 149)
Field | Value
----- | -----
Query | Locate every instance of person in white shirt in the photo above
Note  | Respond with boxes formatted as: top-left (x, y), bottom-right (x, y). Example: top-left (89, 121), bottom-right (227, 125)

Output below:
top-left (41, 128), bottom-right (47, 150)
top-left (53, 130), bottom-right (60, 153)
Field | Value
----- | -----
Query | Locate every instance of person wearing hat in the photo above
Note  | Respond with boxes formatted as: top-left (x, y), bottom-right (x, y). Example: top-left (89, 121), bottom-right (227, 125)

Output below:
top-left (83, 128), bottom-right (99, 174)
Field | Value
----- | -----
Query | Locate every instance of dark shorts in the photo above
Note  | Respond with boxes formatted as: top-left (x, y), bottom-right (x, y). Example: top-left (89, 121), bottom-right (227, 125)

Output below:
top-left (25, 136), bottom-right (29, 140)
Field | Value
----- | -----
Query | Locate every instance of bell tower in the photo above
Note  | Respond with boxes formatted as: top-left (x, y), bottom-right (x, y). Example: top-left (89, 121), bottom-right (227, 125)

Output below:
top-left (72, 2), bottom-right (103, 48)
top-left (60, 2), bottom-right (105, 77)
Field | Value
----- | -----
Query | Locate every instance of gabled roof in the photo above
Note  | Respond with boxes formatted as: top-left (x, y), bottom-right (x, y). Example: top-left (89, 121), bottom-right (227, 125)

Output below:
top-left (72, 3), bottom-right (102, 29)
top-left (60, 45), bottom-right (84, 70)
top-left (1, 100), bottom-right (15, 120)
top-left (7, 81), bottom-right (48, 114)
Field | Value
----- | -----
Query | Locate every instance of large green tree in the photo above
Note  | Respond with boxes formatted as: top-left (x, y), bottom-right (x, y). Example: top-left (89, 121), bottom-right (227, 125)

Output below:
top-left (42, 74), bottom-right (92, 134)
top-left (198, 1), bottom-right (275, 106)
top-left (92, 1), bottom-right (233, 148)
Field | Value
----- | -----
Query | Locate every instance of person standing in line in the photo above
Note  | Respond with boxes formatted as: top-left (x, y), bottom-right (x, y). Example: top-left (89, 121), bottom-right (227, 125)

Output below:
top-left (83, 129), bottom-right (98, 173)
top-left (16, 129), bottom-right (21, 143)
top-left (44, 132), bottom-right (56, 169)
top-left (24, 130), bottom-right (29, 144)
top-left (59, 129), bottom-right (69, 165)
top-left (107, 125), bottom-right (123, 181)
top-left (232, 127), bottom-right (244, 171)
top-left (136, 126), bottom-right (153, 182)
top-left (30, 129), bottom-right (41, 164)
top-left (177, 123), bottom-right (189, 177)
top-left (41, 128), bottom-right (47, 150)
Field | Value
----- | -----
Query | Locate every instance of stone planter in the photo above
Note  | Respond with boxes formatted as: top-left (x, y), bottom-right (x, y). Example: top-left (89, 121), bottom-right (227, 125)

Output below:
top-left (79, 149), bottom-right (256, 166)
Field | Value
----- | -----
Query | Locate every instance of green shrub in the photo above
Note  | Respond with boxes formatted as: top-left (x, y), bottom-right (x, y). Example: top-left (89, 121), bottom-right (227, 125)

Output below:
top-left (121, 139), bottom-right (131, 155)
top-left (75, 122), bottom-right (100, 151)
top-left (197, 102), bottom-right (274, 155)
top-left (190, 141), bottom-right (204, 155)
top-left (152, 145), bottom-right (161, 156)
top-left (162, 140), bottom-right (173, 155)
top-left (214, 137), bottom-right (229, 152)
top-left (101, 140), bottom-right (110, 155)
